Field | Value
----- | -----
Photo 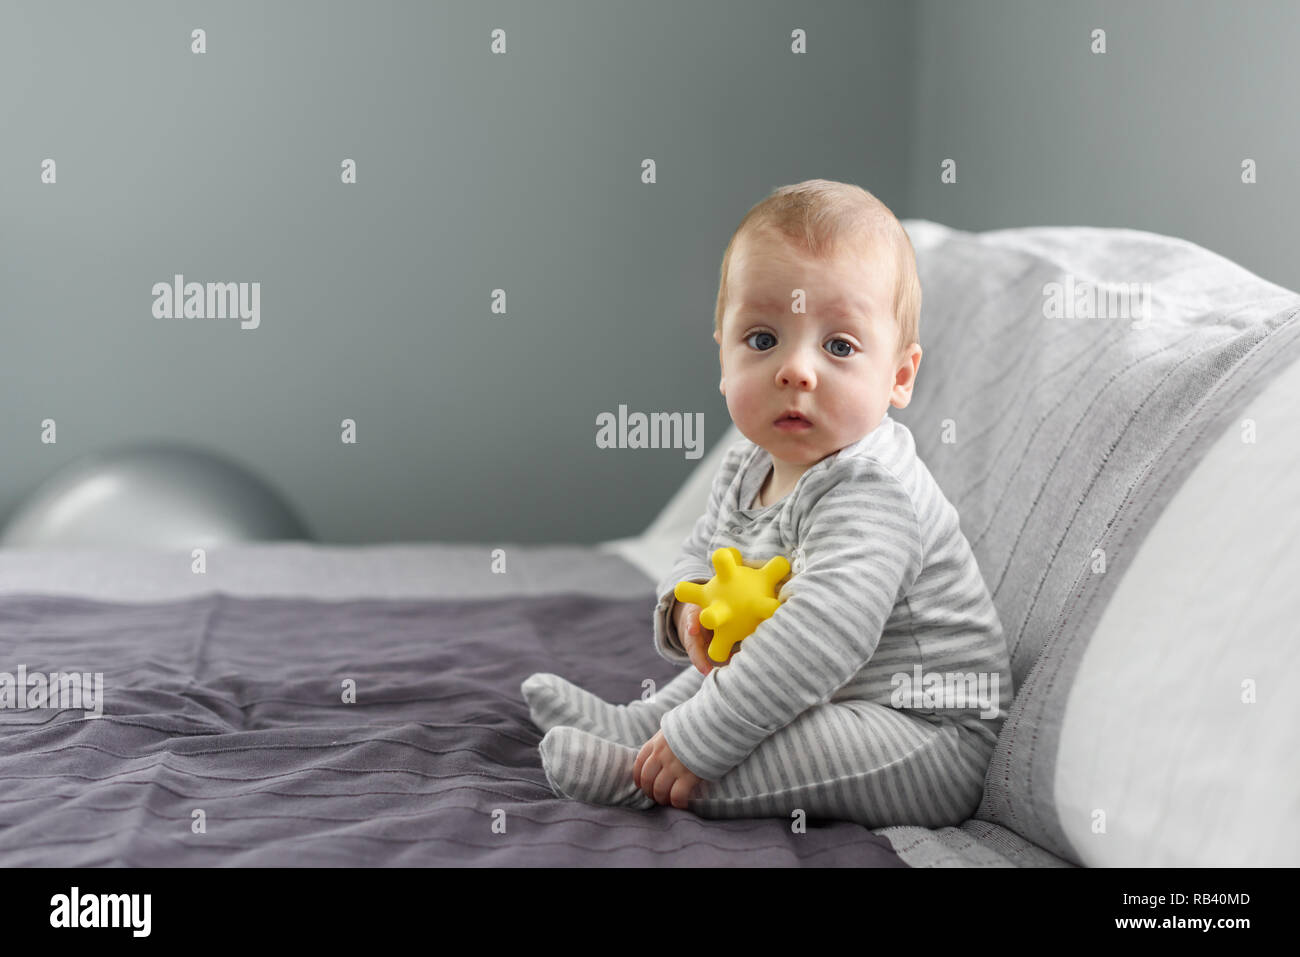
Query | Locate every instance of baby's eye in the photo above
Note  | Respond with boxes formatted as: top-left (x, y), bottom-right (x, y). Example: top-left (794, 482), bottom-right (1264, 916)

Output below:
top-left (745, 331), bottom-right (777, 351)
top-left (825, 338), bottom-right (855, 358)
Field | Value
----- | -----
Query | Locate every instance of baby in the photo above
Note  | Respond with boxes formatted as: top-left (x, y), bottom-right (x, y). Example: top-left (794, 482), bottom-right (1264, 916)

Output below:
top-left (522, 179), bottom-right (1014, 829)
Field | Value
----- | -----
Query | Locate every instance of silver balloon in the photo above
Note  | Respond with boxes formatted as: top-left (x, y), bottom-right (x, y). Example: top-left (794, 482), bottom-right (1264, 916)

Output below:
top-left (1, 444), bottom-right (312, 548)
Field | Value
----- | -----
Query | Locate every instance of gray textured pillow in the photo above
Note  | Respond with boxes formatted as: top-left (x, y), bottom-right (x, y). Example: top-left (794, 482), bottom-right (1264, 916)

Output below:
top-left (894, 219), bottom-right (1300, 863)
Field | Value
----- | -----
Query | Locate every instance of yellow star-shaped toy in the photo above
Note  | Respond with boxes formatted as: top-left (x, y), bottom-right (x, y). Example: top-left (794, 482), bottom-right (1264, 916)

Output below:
top-left (675, 547), bottom-right (791, 663)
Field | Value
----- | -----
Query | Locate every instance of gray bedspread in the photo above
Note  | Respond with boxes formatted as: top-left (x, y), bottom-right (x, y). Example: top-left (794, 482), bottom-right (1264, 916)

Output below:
top-left (0, 590), bottom-right (906, 866)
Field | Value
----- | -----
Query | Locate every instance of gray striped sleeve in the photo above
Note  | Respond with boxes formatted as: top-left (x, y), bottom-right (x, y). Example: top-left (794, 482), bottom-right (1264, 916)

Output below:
top-left (659, 457), bottom-right (925, 781)
top-left (651, 439), bottom-right (750, 665)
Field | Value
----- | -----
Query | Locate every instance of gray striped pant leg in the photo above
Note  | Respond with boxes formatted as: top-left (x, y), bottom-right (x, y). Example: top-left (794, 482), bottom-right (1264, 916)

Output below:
top-left (645, 665), bottom-right (706, 713)
top-left (522, 665), bottom-right (706, 747)
top-left (684, 701), bottom-right (993, 829)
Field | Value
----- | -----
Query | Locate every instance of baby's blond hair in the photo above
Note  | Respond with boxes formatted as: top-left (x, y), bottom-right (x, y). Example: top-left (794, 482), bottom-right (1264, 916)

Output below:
top-left (714, 179), bottom-right (921, 366)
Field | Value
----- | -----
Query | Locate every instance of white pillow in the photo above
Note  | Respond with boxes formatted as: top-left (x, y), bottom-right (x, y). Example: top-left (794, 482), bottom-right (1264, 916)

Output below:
top-left (1056, 350), bottom-right (1300, 866)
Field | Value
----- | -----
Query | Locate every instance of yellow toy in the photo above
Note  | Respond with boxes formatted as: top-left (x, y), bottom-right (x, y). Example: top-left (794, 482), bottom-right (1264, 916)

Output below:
top-left (674, 547), bottom-right (790, 663)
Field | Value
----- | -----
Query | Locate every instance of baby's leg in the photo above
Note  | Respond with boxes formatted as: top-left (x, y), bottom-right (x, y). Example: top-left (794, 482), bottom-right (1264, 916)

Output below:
top-left (684, 702), bottom-right (993, 829)
top-left (522, 666), bottom-right (705, 747)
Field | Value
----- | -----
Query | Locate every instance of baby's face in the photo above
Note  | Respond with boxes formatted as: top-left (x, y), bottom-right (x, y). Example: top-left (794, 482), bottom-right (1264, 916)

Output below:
top-left (716, 230), bottom-right (919, 470)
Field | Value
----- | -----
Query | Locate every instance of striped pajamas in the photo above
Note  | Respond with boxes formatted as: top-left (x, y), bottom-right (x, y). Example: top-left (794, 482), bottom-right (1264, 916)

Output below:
top-left (649, 413), bottom-right (1013, 828)
top-left (620, 665), bottom-right (994, 827)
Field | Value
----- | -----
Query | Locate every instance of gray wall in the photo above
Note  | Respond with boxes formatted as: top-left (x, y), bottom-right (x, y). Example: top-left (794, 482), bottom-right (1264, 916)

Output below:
top-left (907, 0), bottom-right (1299, 294)
top-left (2, 0), bottom-right (1294, 546)
top-left (0, 0), bottom-right (913, 544)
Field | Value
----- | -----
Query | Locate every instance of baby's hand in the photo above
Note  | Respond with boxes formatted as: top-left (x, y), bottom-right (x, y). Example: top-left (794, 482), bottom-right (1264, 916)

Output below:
top-left (674, 600), bottom-right (721, 675)
top-left (633, 729), bottom-right (703, 809)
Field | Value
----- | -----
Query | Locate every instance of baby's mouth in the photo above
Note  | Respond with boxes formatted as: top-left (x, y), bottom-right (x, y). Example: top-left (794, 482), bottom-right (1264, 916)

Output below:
top-left (774, 412), bottom-right (813, 428)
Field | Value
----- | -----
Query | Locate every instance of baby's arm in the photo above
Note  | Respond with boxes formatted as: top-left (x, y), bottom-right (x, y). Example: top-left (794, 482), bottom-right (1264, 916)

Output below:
top-left (652, 440), bottom-right (749, 665)
top-left (658, 457), bottom-right (924, 782)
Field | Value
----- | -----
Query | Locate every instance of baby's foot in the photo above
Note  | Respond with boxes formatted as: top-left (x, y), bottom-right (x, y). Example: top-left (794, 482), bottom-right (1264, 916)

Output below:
top-left (520, 672), bottom-right (662, 747)
top-left (539, 725), bottom-right (655, 810)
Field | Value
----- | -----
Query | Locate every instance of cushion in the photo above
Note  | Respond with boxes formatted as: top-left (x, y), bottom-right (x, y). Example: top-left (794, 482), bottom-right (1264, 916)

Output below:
top-left (899, 219), bottom-right (1300, 865)
top-left (1053, 353), bottom-right (1300, 865)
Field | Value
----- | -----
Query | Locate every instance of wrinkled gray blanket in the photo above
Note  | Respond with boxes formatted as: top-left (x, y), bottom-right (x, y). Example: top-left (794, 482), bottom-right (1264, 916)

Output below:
top-left (0, 591), bottom-right (906, 866)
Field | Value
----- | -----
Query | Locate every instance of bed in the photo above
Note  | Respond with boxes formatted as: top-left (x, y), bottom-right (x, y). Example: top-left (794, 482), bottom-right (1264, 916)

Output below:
top-left (4, 218), bottom-right (1298, 867)
top-left (0, 544), bottom-right (906, 866)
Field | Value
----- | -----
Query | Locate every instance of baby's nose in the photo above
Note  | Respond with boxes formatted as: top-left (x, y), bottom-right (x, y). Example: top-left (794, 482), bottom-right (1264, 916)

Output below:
top-left (778, 365), bottom-right (814, 388)
top-left (778, 349), bottom-right (817, 380)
